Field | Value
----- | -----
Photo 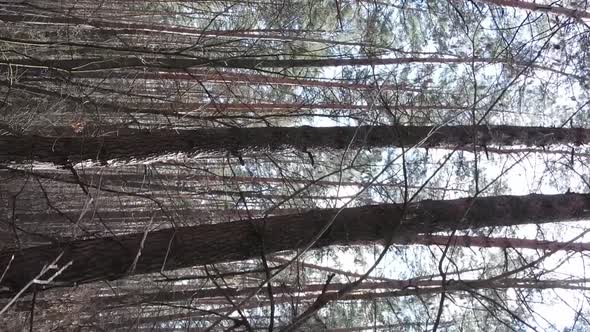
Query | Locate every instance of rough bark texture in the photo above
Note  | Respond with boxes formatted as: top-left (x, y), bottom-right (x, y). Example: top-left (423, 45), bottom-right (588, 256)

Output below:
top-left (0, 193), bottom-right (589, 294)
top-left (1, 55), bottom-right (545, 72)
top-left (3, 125), bottom-right (590, 163)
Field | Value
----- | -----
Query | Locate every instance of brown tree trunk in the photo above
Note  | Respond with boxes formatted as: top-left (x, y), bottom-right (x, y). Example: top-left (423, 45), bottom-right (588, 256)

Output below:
top-left (126, 102), bottom-right (464, 113)
top-left (2, 125), bottom-right (590, 163)
top-left (2, 55), bottom-right (570, 77)
top-left (475, 0), bottom-right (590, 20)
top-left (411, 234), bottom-right (590, 252)
top-left (16, 276), bottom-right (584, 310)
top-left (0, 192), bottom-right (589, 294)
top-left (49, 70), bottom-right (424, 92)
top-left (100, 276), bottom-right (587, 329)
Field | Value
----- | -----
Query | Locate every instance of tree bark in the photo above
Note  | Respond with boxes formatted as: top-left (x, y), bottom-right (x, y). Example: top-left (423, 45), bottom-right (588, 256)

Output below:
top-left (2, 125), bottom-right (590, 163)
top-left (14, 277), bottom-right (585, 310)
top-left (0, 192), bottom-right (589, 294)
top-left (410, 234), bottom-right (590, 252)
top-left (2, 55), bottom-right (569, 77)
top-left (475, 0), bottom-right (590, 20)
top-left (101, 276), bottom-right (586, 329)
top-left (45, 70), bottom-right (424, 92)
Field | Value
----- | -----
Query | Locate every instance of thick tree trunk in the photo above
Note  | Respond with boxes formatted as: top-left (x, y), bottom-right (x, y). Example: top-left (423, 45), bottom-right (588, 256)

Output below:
top-left (0, 193), bottom-right (588, 294)
top-left (2, 125), bottom-right (590, 163)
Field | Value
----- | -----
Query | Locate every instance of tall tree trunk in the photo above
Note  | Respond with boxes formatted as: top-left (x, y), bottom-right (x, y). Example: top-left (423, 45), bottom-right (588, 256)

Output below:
top-left (2, 55), bottom-right (570, 77)
top-left (0, 192), bottom-right (588, 294)
top-left (45, 70), bottom-right (424, 93)
top-left (127, 102), bottom-right (464, 113)
top-left (13, 277), bottom-right (585, 311)
top-left (0, 26), bottom-right (421, 52)
top-left (475, 0), bottom-right (590, 20)
top-left (2, 125), bottom-right (590, 163)
top-left (410, 234), bottom-right (590, 252)
top-left (100, 276), bottom-right (587, 329)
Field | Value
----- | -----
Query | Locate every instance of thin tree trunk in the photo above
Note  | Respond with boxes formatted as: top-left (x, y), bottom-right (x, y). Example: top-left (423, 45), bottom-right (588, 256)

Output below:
top-left (14, 277), bottom-right (585, 310)
top-left (0, 14), bottom-right (323, 40)
top-left (131, 102), bottom-right (465, 113)
top-left (2, 125), bottom-right (590, 163)
top-left (2, 55), bottom-right (571, 78)
top-left (411, 234), bottom-right (590, 252)
top-left (46, 70), bottom-right (425, 93)
top-left (0, 192), bottom-right (589, 294)
top-left (475, 0), bottom-right (590, 20)
top-left (102, 276), bottom-right (588, 329)
top-left (0, 27), bottom-right (422, 52)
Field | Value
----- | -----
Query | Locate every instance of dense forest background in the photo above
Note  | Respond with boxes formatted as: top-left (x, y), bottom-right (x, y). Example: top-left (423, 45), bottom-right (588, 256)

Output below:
top-left (1, 0), bottom-right (590, 330)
